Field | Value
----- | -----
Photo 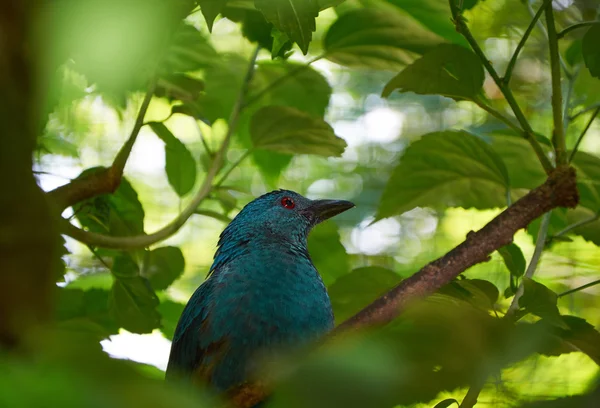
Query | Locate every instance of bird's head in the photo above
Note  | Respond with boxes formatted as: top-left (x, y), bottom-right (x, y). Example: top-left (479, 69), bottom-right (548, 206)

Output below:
top-left (216, 189), bottom-right (354, 253)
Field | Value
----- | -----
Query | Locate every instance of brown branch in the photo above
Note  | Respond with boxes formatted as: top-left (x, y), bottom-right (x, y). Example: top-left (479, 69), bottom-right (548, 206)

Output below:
top-left (227, 165), bottom-right (579, 408)
top-left (47, 82), bottom-right (156, 211)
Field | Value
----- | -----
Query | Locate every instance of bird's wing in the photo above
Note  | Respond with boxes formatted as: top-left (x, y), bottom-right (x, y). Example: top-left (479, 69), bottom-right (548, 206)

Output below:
top-left (165, 278), bottom-right (229, 384)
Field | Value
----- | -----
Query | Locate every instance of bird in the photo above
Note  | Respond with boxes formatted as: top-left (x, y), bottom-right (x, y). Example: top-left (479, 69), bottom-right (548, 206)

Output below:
top-left (165, 189), bottom-right (354, 395)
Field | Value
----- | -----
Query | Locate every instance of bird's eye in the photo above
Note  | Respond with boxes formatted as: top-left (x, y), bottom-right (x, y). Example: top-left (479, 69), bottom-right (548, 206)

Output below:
top-left (281, 197), bottom-right (295, 209)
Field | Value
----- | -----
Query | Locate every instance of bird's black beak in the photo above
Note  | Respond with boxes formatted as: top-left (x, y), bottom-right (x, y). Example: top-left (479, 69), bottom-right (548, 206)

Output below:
top-left (301, 199), bottom-right (355, 224)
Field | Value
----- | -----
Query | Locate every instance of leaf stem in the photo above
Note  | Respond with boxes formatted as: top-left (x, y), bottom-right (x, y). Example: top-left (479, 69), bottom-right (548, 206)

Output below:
top-left (48, 81), bottom-right (157, 210)
top-left (507, 211), bottom-right (552, 315)
top-left (193, 209), bottom-right (232, 223)
top-left (449, 1), bottom-right (554, 174)
top-left (553, 211), bottom-right (599, 238)
top-left (243, 55), bottom-right (323, 109)
top-left (570, 102), bottom-right (600, 121)
top-left (558, 279), bottom-right (600, 297)
top-left (60, 46), bottom-right (262, 250)
top-left (214, 149), bottom-right (252, 188)
top-left (545, 4), bottom-right (567, 166)
top-left (569, 106), bottom-right (600, 162)
top-left (503, 0), bottom-right (548, 85)
top-left (557, 21), bottom-right (600, 39)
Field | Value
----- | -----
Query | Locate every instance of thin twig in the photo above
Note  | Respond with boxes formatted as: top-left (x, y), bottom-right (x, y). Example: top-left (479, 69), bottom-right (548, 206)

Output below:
top-left (214, 149), bottom-right (252, 188)
top-left (473, 98), bottom-right (528, 135)
top-left (545, 4), bottom-right (567, 166)
top-left (557, 21), bottom-right (600, 39)
top-left (449, 1), bottom-right (554, 174)
top-left (194, 209), bottom-right (232, 224)
top-left (243, 55), bottom-right (323, 109)
top-left (569, 106), bottom-right (600, 162)
top-left (503, 0), bottom-right (549, 85)
top-left (61, 46), bottom-right (262, 250)
top-left (570, 103), bottom-right (600, 121)
top-left (559, 279), bottom-right (600, 297)
top-left (48, 81), bottom-right (157, 211)
top-left (553, 211), bottom-right (599, 238)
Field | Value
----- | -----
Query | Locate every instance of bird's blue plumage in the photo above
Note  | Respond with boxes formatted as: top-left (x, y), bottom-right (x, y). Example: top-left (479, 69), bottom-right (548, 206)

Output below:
top-left (165, 190), bottom-right (353, 394)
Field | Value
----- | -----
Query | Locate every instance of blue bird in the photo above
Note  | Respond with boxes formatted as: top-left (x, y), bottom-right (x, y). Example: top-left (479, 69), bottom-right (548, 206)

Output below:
top-left (165, 189), bottom-right (354, 394)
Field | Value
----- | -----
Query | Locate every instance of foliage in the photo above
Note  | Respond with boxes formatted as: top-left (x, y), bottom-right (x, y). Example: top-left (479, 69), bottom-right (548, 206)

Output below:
top-left (5, 0), bottom-right (600, 407)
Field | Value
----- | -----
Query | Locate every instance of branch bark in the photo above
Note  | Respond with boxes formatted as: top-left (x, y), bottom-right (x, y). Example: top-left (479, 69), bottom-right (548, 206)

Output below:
top-left (227, 165), bottom-right (579, 408)
top-left (47, 82), bottom-right (156, 211)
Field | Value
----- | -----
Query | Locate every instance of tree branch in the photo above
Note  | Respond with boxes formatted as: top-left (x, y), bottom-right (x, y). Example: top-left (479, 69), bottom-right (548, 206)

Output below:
top-left (228, 165), bottom-right (579, 408)
top-left (47, 81), bottom-right (157, 211)
top-left (60, 46), bottom-right (261, 250)
top-left (449, 0), bottom-right (554, 174)
top-left (545, 4), bottom-right (567, 166)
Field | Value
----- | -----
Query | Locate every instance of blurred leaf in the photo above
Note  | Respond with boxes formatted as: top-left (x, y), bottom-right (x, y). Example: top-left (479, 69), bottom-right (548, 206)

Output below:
top-left (158, 299), bottom-right (186, 340)
top-left (38, 130), bottom-right (80, 157)
top-left (142, 246), bottom-right (185, 291)
top-left (252, 150), bottom-right (293, 186)
top-left (566, 39), bottom-right (583, 67)
top-left (434, 399), bottom-right (460, 408)
top-left (74, 168), bottom-right (145, 236)
top-left (385, 0), bottom-right (467, 45)
top-left (377, 131), bottom-right (509, 219)
top-left (323, 8), bottom-right (445, 70)
top-left (519, 278), bottom-right (568, 330)
top-left (382, 44), bottom-right (484, 101)
top-left (198, 0), bottom-right (226, 31)
top-left (488, 134), bottom-right (548, 190)
top-left (328, 266), bottom-right (400, 322)
top-left (498, 243), bottom-right (526, 278)
top-left (535, 315), bottom-right (600, 365)
top-left (250, 106), bottom-right (346, 156)
top-left (439, 279), bottom-right (499, 310)
top-left (158, 23), bottom-right (218, 75)
top-left (110, 254), bottom-right (161, 334)
top-left (149, 122), bottom-right (197, 197)
top-left (250, 61), bottom-right (332, 117)
top-left (255, 0), bottom-right (319, 54)
top-left (571, 151), bottom-right (600, 211)
top-left (222, 5), bottom-right (281, 54)
top-left (155, 74), bottom-right (204, 102)
top-left (582, 24), bottom-right (600, 78)
top-left (57, 287), bottom-right (119, 337)
top-left (308, 221), bottom-right (350, 286)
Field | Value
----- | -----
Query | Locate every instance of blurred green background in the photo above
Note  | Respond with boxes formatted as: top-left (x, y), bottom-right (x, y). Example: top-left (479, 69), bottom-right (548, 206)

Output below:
top-left (4, 0), bottom-right (599, 406)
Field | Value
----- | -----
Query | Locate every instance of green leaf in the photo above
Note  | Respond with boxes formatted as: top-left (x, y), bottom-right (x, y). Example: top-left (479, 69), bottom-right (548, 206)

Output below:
top-left (571, 151), bottom-right (600, 211)
top-left (498, 243), bottom-right (526, 278)
top-left (308, 221), bottom-right (351, 286)
top-left (434, 398), bottom-right (459, 408)
top-left (250, 106), bottom-right (346, 156)
top-left (109, 254), bottom-right (161, 334)
top-left (488, 134), bottom-right (547, 190)
top-left (535, 315), bottom-right (600, 366)
top-left (328, 266), bottom-right (400, 322)
top-left (74, 168), bottom-right (145, 236)
top-left (582, 24), bottom-right (600, 78)
top-left (271, 27), bottom-right (292, 59)
top-left (323, 8), bottom-right (445, 70)
top-left (385, 0), bottom-right (467, 45)
top-left (56, 287), bottom-right (119, 338)
top-left (159, 23), bottom-right (218, 75)
top-left (158, 299), bottom-right (186, 340)
top-left (439, 279), bottom-right (499, 310)
top-left (155, 74), bottom-right (204, 102)
top-left (376, 131), bottom-right (509, 219)
top-left (519, 278), bottom-right (568, 330)
top-left (198, 0), bottom-right (227, 32)
top-left (149, 122), bottom-right (197, 197)
top-left (250, 61), bottom-right (332, 117)
top-left (382, 44), bottom-right (484, 101)
top-left (142, 246), bottom-right (185, 291)
top-left (255, 0), bottom-right (319, 54)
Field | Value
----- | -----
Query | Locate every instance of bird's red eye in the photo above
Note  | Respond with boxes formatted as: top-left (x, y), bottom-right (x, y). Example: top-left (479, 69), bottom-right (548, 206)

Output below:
top-left (281, 197), bottom-right (295, 209)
